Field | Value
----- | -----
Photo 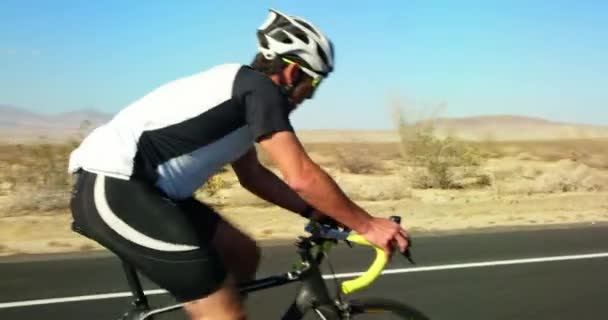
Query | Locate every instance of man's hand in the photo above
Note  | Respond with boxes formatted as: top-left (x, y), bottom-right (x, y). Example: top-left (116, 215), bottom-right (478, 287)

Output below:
top-left (359, 217), bottom-right (409, 257)
top-left (312, 210), bottom-right (410, 257)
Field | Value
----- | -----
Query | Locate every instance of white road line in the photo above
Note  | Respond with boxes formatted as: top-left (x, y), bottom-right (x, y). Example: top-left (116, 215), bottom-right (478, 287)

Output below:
top-left (0, 289), bottom-right (167, 309)
top-left (1, 252), bottom-right (607, 309)
top-left (322, 252), bottom-right (608, 279)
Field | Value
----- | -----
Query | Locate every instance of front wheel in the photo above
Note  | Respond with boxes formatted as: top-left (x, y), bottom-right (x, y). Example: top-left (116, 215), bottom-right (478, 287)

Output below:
top-left (344, 298), bottom-right (431, 319)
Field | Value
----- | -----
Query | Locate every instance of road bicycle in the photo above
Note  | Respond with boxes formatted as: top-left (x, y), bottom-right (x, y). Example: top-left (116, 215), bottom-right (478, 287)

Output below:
top-left (77, 216), bottom-right (431, 319)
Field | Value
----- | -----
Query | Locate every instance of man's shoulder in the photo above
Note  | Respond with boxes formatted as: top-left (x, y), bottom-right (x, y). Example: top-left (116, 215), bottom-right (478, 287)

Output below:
top-left (234, 64), bottom-right (266, 81)
top-left (233, 65), bottom-right (281, 95)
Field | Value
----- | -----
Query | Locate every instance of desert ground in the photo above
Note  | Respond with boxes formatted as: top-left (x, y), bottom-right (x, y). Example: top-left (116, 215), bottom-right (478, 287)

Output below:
top-left (1, 128), bottom-right (607, 256)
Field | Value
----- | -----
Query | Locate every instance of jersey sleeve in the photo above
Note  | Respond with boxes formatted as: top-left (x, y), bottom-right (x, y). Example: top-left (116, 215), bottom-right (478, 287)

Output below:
top-left (233, 67), bottom-right (295, 142)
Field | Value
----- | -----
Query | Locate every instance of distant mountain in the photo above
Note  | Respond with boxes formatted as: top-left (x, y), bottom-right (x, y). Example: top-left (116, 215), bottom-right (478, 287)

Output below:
top-left (0, 105), bottom-right (51, 128)
top-left (0, 105), bottom-right (111, 129)
top-left (0, 105), bottom-right (112, 143)
top-left (429, 115), bottom-right (608, 140)
top-left (298, 115), bottom-right (608, 142)
top-left (47, 109), bottom-right (111, 128)
top-left (1, 105), bottom-right (607, 143)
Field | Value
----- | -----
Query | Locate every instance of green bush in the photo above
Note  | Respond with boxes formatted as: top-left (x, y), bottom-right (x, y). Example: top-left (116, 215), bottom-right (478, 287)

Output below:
top-left (395, 106), bottom-right (487, 189)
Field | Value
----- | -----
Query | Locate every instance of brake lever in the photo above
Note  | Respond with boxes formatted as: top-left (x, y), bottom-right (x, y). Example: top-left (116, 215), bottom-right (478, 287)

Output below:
top-left (389, 215), bottom-right (416, 265)
top-left (342, 227), bottom-right (353, 248)
top-left (403, 248), bottom-right (416, 265)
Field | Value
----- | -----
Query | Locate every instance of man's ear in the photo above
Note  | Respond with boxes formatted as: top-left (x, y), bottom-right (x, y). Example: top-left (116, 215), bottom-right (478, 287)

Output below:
top-left (283, 63), bottom-right (301, 86)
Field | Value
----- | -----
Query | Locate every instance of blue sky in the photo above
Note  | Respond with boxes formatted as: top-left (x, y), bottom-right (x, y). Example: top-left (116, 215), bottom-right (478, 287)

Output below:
top-left (1, 0), bottom-right (606, 128)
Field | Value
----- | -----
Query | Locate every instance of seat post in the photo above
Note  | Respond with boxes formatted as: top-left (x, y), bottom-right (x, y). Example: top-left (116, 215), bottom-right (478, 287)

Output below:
top-left (121, 260), bottom-right (150, 309)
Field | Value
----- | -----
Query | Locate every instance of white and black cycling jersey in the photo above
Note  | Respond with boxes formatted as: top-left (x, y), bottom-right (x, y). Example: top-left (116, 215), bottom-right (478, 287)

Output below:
top-left (68, 64), bottom-right (294, 200)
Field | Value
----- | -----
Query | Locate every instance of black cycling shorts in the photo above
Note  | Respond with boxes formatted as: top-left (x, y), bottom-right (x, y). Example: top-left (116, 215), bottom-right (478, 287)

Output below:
top-left (70, 170), bottom-right (227, 302)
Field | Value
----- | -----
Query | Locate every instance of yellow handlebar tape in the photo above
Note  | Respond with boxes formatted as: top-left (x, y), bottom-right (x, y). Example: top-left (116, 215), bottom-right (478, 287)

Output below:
top-left (340, 234), bottom-right (388, 294)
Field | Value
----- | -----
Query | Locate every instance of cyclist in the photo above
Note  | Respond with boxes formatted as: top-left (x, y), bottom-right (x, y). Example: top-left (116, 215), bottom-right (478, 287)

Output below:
top-left (68, 9), bottom-right (409, 320)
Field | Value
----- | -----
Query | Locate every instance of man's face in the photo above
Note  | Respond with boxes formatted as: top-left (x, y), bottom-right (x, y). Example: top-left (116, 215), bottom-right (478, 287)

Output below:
top-left (278, 60), bottom-right (324, 111)
top-left (288, 77), bottom-right (316, 108)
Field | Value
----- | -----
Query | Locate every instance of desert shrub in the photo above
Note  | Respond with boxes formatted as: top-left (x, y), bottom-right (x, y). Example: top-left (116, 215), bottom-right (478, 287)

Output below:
top-left (334, 147), bottom-right (383, 174)
top-left (410, 160), bottom-right (456, 189)
top-left (198, 174), bottom-right (227, 197)
top-left (334, 174), bottom-right (412, 201)
top-left (495, 160), bottom-right (608, 195)
top-left (475, 173), bottom-right (493, 187)
top-left (3, 141), bottom-right (75, 215)
top-left (3, 123), bottom-right (98, 214)
top-left (394, 104), bottom-right (486, 189)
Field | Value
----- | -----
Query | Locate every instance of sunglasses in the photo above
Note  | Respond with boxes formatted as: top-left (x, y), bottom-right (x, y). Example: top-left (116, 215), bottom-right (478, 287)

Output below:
top-left (282, 57), bottom-right (324, 88)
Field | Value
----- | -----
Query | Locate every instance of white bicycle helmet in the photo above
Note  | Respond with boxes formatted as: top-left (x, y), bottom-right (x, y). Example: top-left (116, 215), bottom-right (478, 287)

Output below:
top-left (257, 9), bottom-right (334, 76)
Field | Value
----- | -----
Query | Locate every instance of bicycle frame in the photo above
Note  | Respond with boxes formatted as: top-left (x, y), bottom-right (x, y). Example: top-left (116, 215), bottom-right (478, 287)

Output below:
top-left (120, 236), bottom-right (343, 320)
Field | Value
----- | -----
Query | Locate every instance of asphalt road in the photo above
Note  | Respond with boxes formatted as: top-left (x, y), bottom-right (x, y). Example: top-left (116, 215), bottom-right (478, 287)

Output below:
top-left (1, 223), bottom-right (607, 319)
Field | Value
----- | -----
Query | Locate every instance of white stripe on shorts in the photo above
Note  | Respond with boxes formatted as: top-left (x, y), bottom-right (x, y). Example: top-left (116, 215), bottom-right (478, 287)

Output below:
top-left (94, 175), bottom-right (200, 252)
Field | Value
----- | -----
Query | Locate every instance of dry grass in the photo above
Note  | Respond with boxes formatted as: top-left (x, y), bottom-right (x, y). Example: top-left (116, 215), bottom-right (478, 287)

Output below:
top-left (2, 136), bottom-right (608, 218)
top-left (2, 135), bottom-right (608, 255)
top-left (333, 146), bottom-right (385, 174)
top-left (492, 159), bottom-right (608, 195)
top-left (1, 141), bottom-right (77, 216)
top-left (256, 142), bottom-right (400, 171)
top-left (0, 140), bottom-right (234, 216)
top-left (198, 174), bottom-right (228, 196)
top-left (304, 142), bottom-right (402, 162)
top-left (474, 138), bottom-right (608, 168)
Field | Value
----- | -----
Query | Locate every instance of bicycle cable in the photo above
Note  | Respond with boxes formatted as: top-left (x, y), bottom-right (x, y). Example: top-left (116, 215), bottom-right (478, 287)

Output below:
top-left (324, 250), bottom-right (344, 304)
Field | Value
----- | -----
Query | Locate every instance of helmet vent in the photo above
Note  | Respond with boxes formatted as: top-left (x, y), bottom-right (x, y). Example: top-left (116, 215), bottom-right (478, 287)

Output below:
top-left (297, 19), bottom-right (320, 38)
top-left (273, 30), bottom-right (294, 44)
top-left (292, 29), bottom-right (309, 44)
top-left (256, 31), bottom-right (269, 49)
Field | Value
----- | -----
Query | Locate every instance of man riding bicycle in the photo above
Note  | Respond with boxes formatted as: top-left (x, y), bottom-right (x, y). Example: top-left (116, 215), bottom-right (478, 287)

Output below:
top-left (68, 9), bottom-right (410, 320)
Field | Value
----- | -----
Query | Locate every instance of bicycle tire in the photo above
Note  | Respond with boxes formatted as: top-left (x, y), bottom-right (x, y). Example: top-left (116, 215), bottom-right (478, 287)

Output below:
top-left (345, 298), bottom-right (431, 319)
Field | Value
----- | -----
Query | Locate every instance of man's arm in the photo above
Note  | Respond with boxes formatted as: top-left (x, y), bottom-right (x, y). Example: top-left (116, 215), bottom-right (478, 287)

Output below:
top-left (256, 132), bottom-right (373, 232)
top-left (233, 141), bottom-right (369, 233)
top-left (231, 147), bottom-right (311, 216)
top-left (256, 131), bottom-right (409, 255)
top-left (260, 132), bottom-right (372, 233)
